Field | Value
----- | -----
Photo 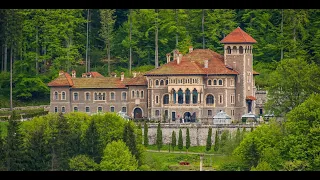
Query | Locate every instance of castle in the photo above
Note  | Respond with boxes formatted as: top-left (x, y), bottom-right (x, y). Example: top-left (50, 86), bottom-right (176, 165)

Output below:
top-left (47, 27), bottom-right (267, 122)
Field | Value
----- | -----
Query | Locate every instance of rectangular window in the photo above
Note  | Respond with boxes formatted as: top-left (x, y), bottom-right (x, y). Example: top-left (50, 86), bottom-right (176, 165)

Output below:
top-left (208, 110), bottom-right (212, 116)
top-left (155, 95), bottom-right (159, 104)
top-left (73, 92), bottom-right (79, 101)
top-left (110, 106), bottom-right (115, 112)
top-left (85, 107), bottom-right (90, 113)
top-left (122, 107), bottom-right (127, 113)
top-left (54, 107), bottom-right (58, 112)
top-left (98, 106), bottom-right (102, 112)
top-left (85, 92), bottom-right (90, 101)
top-left (231, 94), bottom-right (235, 104)
top-left (219, 94), bottom-right (223, 104)
top-left (260, 108), bottom-right (263, 115)
top-left (61, 92), bottom-right (66, 100)
top-left (61, 107), bottom-right (65, 113)
top-left (122, 92), bottom-right (127, 100)
top-left (110, 92), bottom-right (115, 100)
top-left (155, 110), bottom-right (160, 116)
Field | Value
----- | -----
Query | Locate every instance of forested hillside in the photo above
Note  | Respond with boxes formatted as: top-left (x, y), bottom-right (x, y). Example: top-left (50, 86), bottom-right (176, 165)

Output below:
top-left (1, 9), bottom-right (320, 111)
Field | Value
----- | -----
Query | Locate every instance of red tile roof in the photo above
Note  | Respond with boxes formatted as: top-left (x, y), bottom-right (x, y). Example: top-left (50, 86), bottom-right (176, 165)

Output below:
top-left (89, 72), bottom-right (104, 78)
top-left (71, 77), bottom-right (131, 89)
top-left (145, 49), bottom-right (238, 76)
top-left (220, 27), bottom-right (257, 44)
top-left (246, 96), bottom-right (257, 101)
top-left (47, 71), bottom-right (74, 87)
top-left (126, 75), bottom-right (148, 86)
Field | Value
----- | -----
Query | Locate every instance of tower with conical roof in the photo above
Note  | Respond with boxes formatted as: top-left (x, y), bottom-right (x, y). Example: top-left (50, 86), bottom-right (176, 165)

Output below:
top-left (220, 27), bottom-right (257, 116)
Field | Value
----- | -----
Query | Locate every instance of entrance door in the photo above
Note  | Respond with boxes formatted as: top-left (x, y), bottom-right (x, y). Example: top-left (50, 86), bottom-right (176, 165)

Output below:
top-left (133, 108), bottom-right (142, 119)
top-left (172, 112), bottom-right (176, 121)
top-left (183, 112), bottom-right (191, 122)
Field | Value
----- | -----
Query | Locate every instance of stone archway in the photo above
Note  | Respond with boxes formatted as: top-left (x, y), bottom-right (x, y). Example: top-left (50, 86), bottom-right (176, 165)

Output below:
top-left (133, 108), bottom-right (143, 119)
top-left (183, 112), bottom-right (191, 122)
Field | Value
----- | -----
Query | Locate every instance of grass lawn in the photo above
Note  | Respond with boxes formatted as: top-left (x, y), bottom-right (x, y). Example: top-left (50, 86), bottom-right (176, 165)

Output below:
top-left (143, 151), bottom-right (233, 171)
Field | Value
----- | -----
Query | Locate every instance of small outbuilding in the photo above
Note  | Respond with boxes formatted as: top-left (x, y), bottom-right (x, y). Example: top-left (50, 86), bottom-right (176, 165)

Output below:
top-left (241, 112), bottom-right (257, 123)
top-left (213, 111), bottom-right (231, 124)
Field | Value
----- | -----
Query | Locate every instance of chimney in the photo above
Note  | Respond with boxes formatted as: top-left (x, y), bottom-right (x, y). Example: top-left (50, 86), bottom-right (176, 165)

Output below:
top-left (59, 70), bottom-right (64, 76)
top-left (133, 72), bottom-right (137, 78)
top-left (177, 52), bottom-right (182, 65)
top-left (204, 60), bottom-right (208, 68)
top-left (121, 72), bottom-right (124, 81)
top-left (110, 72), bottom-right (117, 77)
top-left (173, 49), bottom-right (179, 60)
top-left (71, 70), bottom-right (76, 78)
top-left (166, 53), bottom-right (171, 63)
top-left (189, 46), bottom-right (193, 53)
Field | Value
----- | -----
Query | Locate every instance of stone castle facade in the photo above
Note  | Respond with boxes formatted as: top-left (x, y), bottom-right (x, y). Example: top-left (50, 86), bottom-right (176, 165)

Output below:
top-left (47, 27), bottom-right (267, 122)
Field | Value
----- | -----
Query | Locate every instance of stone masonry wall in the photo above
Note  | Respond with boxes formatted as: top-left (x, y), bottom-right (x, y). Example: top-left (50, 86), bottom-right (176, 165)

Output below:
top-left (143, 123), bottom-right (256, 146)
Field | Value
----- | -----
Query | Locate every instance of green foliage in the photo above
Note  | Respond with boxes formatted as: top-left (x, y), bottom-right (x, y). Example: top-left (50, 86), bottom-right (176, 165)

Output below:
top-left (0, 126), bottom-right (5, 170)
top-left (178, 129), bottom-right (183, 152)
top-left (82, 117), bottom-right (100, 163)
top-left (136, 123), bottom-right (143, 145)
top-left (143, 122), bottom-right (148, 147)
top-left (265, 58), bottom-right (320, 116)
top-left (206, 127), bottom-right (212, 152)
top-left (6, 111), bottom-right (25, 171)
top-left (251, 161), bottom-right (273, 171)
top-left (123, 121), bottom-right (140, 166)
top-left (100, 140), bottom-right (138, 171)
top-left (214, 130), bottom-right (219, 152)
top-left (186, 128), bottom-right (190, 151)
top-left (156, 123), bottom-right (162, 151)
top-left (69, 154), bottom-right (99, 171)
top-left (171, 130), bottom-right (176, 152)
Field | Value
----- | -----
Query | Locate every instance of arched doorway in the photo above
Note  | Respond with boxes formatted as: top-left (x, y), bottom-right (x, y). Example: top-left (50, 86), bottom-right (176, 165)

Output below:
top-left (183, 112), bottom-right (191, 122)
top-left (133, 108), bottom-right (142, 119)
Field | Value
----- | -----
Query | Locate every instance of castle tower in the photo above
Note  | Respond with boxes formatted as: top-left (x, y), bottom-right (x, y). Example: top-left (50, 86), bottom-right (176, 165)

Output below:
top-left (220, 27), bottom-right (257, 117)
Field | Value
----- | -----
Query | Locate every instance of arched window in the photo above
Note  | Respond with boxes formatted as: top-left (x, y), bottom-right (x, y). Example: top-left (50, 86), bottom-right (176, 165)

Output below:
top-left (62, 92), bottom-right (66, 100)
top-left (160, 80), bottom-right (164, 86)
top-left (208, 79), bottom-right (212, 86)
top-left (61, 107), bottom-right (65, 113)
top-left (54, 92), bottom-right (58, 100)
top-left (165, 79), bottom-right (168, 85)
top-left (172, 89), bottom-right (176, 104)
top-left (141, 91), bottom-right (144, 98)
top-left (213, 79), bottom-right (217, 85)
top-left (136, 90), bottom-right (139, 98)
top-left (192, 88), bottom-right (198, 104)
top-left (232, 46), bottom-right (237, 54)
top-left (155, 110), bottom-right (160, 116)
top-left (206, 94), bottom-right (214, 104)
top-left (132, 90), bottom-right (135, 98)
top-left (239, 46), bottom-right (243, 54)
top-left (73, 106), bottom-right (78, 112)
top-left (110, 92), bottom-right (115, 100)
top-left (226, 46), bottom-right (231, 54)
top-left (163, 94), bottom-right (169, 104)
top-left (122, 92), bottom-right (127, 100)
top-left (218, 79), bottom-right (223, 86)
top-left (155, 80), bottom-right (159, 86)
top-left (178, 88), bottom-right (183, 104)
top-left (185, 88), bottom-right (190, 104)
top-left (85, 92), bottom-right (89, 101)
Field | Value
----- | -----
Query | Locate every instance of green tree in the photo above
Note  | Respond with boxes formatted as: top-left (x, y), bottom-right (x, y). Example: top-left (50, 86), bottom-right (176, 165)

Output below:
top-left (171, 130), bottom-right (176, 152)
top-left (265, 58), bottom-right (320, 116)
top-left (136, 123), bottom-right (143, 145)
top-left (0, 125), bottom-right (6, 170)
top-left (235, 127), bottom-right (241, 145)
top-left (69, 154), bottom-right (99, 171)
top-left (99, 9), bottom-right (116, 76)
top-left (100, 140), bottom-right (138, 171)
top-left (156, 122), bottom-right (162, 151)
top-left (6, 111), bottom-right (24, 171)
top-left (123, 121), bottom-right (140, 165)
top-left (82, 118), bottom-right (100, 163)
top-left (206, 127), bottom-right (212, 152)
top-left (178, 129), bottom-right (183, 152)
top-left (213, 130), bottom-right (220, 152)
top-left (186, 128), bottom-right (190, 152)
top-left (143, 122), bottom-right (148, 147)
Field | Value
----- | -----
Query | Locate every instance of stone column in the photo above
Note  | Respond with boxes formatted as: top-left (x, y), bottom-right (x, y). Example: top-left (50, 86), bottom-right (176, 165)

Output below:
top-left (183, 93), bottom-right (185, 104)
top-left (190, 93), bottom-right (193, 104)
